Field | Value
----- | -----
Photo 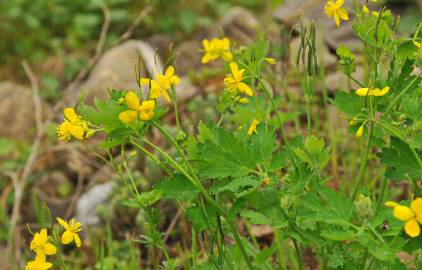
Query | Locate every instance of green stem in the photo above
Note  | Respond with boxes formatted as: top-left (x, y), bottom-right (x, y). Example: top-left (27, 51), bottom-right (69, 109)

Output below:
top-left (346, 74), bottom-right (365, 88)
top-left (351, 122), bottom-right (374, 202)
top-left (130, 137), bottom-right (171, 175)
top-left (226, 220), bottom-right (254, 270)
top-left (376, 177), bottom-right (387, 212)
top-left (292, 239), bottom-right (302, 270)
top-left (153, 121), bottom-right (198, 179)
top-left (306, 98), bottom-right (311, 135)
top-left (141, 138), bottom-right (227, 215)
top-left (191, 227), bottom-right (197, 268)
top-left (385, 74), bottom-right (420, 115)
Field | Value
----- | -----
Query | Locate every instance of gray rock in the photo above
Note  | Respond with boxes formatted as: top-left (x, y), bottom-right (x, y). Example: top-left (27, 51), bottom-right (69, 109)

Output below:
top-left (211, 7), bottom-right (261, 44)
top-left (0, 81), bottom-right (50, 141)
top-left (75, 182), bottom-right (114, 226)
top-left (74, 40), bottom-right (198, 104)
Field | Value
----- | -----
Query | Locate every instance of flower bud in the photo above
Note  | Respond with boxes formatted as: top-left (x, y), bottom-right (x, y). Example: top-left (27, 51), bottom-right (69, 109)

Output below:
top-left (356, 124), bottom-right (364, 139)
top-left (354, 194), bottom-right (373, 220)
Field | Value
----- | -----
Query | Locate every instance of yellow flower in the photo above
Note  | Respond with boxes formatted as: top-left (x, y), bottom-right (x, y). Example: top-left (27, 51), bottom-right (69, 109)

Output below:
top-left (139, 100), bottom-right (155, 121)
top-left (224, 63), bottom-right (253, 96)
top-left (56, 217), bottom-right (82, 247)
top-left (355, 87), bottom-right (390, 97)
top-left (264, 58), bottom-right (276, 65)
top-left (118, 91), bottom-right (156, 124)
top-left (141, 76), bottom-right (171, 102)
top-left (324, 0), bottom-right (349, 27)
top-left (25, 257), bottom-right (53, 270)
top-left (247, 119), bottom-right (260, 136)
top-left (356, 124), bottom-right (364, 139)
top-left (385, 198), bottom-right (422, 237)
top-left (162, 66), bottom-right (181, 86)
top-left (201, 38), bottom-right (233, 64)
top-left (57, 108), bottom-right (92, 141)
top-left (413, 41), bottom-right (421, 49)
top-left (30, 229), bottom-right (57, 260)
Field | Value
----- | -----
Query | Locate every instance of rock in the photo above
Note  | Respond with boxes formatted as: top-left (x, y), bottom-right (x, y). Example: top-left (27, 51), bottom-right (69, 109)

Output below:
top-left (75, 182), bottom-right (114, 226)
top-left (211, 7), bottom-right (261, 44)
top-left (174, 40), bottom-right (203, 76)
top-left (79, 40), bottom-right (163, 104)
top-left (0, 81), bottom-right (51, 141)
top-left (146, 34), bottom-right (173, 60)
top-left (273, 0), bottom-right (380, 50)
top-left (73, 40), bottom-right (198, 104)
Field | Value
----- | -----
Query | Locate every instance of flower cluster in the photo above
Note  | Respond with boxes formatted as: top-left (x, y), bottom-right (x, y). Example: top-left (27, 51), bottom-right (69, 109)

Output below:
top-left (201, 38), bottom-right (233, 64)
top-left (118, 66), bottom-right (180, 125)
top-left (385, 199), bottom-right (422, 237)
top-left (140, 66), bottom-right (180, 102)
top-left (26, 218), bottom-right (82, 269)
top-left (57, 108), bottom-right (94, 141)
top-left (324, 0), bottom-right (349, 27)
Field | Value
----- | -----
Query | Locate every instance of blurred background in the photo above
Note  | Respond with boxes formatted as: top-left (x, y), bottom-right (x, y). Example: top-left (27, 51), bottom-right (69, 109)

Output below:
top-left (0, 0), bottom-right (421, 269)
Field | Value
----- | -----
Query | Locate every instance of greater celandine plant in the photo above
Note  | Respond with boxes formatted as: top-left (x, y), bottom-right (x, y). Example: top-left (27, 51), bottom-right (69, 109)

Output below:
top-left (46, 1), bottom-right (422, 269)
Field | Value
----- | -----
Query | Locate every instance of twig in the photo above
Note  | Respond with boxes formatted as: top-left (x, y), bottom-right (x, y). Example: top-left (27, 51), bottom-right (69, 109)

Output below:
top-left (163, 208), bottom-right (182, 242)
top-left (8, 60), bottom-right (43, 266)
top-left (116, 5), bottom-right (153, 44)
top-left (64, 3), bottom-right (153, 100)
top-left (64, 2), bottom-right (111, 96)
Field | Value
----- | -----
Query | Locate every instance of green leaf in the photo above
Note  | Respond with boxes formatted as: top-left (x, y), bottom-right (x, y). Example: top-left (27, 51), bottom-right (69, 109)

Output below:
top-left (210, 175), bottom-right (260, 198)
top-left (254, 244), bottom-right (278, 266)
top-left (378, 137), bottom-right (422, 180)
top-left (79, 98), bottom-right (123, 132)
top-left (293, 148), bottom-right (312, 164)
top-left (154, 174), bottom-right (199, 201)
top-left (240, 210), bottom-right (271, 225)
top-left (330, 91), bottom-right (364, 117)
top-left (197, 126), bottom-right (256, 179)
top-left (304, 135), bottom-right (325, 156)
top-left (186, 205), bottom-right (217, 231)
top-left (320, 229), bottom-right (356, 241)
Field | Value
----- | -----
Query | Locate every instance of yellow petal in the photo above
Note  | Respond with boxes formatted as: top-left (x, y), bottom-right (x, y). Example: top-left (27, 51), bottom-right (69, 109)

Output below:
top-left (404, 218), bottom-right (420, 237)
top-left (222, 51), bottom-right (233, 62)
top-left (170, 75), bottom-right (181, 85)
top-left (411, 198), bottom-right (422, 222)
top-left (64, 108), bottom-right (79, 123)
top-left (355, 88), bottom-right (370, 96)
top-left (337, 8), bottom-right (349, 20)
top-left (393, 205), bottom-right (414, 221)
top-left (202, 53), bottom-right (211, 64)
top-left (56, 217), bottom-right (71, 231)
top-left (39, 229), bottom-right (48, 244)
top-left (61, 230), bottom-right (74, 245)
top-left (43, 243), bottom-right (57, 255)
top-left (334, 13), bottom-right (340, 27)
top-left (384, 201), bottom-right (399, 208)
top-left (125, 91), bottom-right (141, 110)
top-left (165, 66), bottom-right (174, 77)
top-left (414, 41), bottom-right (421, 48)
top-left (74, 233), bottom-right (82, 248)
top-left (140, 78), bottom-right (151, 85)
top-left (377, 86), bottom-right (389, 96)
top-left (68, 124), bottom-right (84, 140)
top-left (229, 62), bottom-right (239, 77)
top-left (238, 82), bottom-right (253, 97)
top-left (119, 110), bottom-right (138, 124)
